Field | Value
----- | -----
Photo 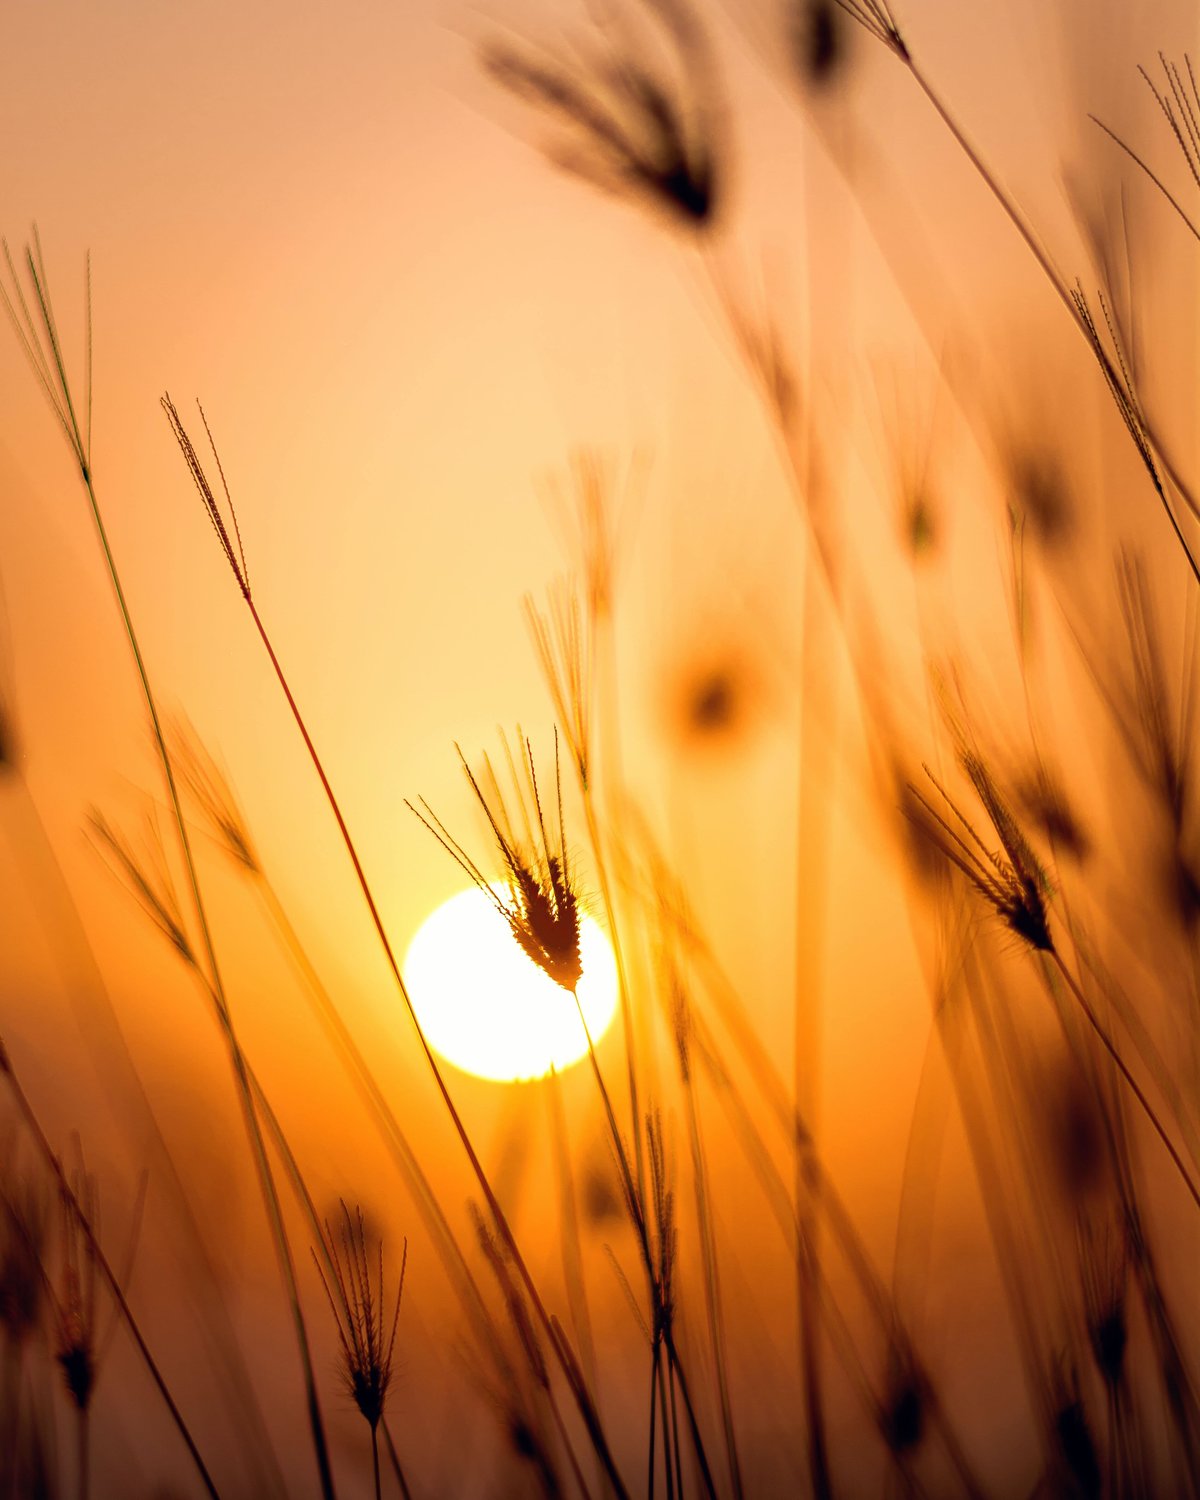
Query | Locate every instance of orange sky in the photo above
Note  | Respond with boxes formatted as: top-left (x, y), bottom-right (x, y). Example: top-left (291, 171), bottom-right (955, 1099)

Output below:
top-left (2, 0), bottom-right (1199, 1494)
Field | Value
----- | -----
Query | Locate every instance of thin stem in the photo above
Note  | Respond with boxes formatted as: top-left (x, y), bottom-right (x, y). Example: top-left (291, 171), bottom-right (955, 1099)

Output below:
top-left (663, 1332), bottom-right (720, 1500)
top-left (244, 600), bottom-right (629, 1500)
top-left (656, 1345), bottom-right (676, 1500)
top-left (253, 879), bottom-right (510, 1376)
top-left (571, 990), bottom-right (719, 1500)
top-left (81, 474), bottom-right (336, 1500)
top-left (382, 1421), bottom-right (414, 1500)
top-left (795, 543), bottom-right (836, 1500)
top-left (572, 988), bottom-right (642, 1240)
top-left (901, 56), bottom-right (1200, 568)
top-left (545, 1067), bottom-right (599, 1409)
top-left (1047, 952), bottom-right (1200, 1212)
top-left (580, 790), bottom-right (648, 1220)
top-left (372, 1426), bottom-right (382, 1500)
top-left (0, 1044), bottom-right (221, 1500)
top-left (668, 1358), bottom-right (685, 1500)
top-left (648, 1342), bottom-right (660, 1500)
top-left (77, 1404), bottom-right (90, 1500)
top-left (6, 247), bottom-right (334, 1500)
top-left (681, 1048), bottom-right (744, 1500)
top-left (0, 780), bottom-right (285, 1491)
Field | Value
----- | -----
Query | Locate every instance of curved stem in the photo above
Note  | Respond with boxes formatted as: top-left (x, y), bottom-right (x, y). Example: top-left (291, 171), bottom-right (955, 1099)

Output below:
top-left (571, 990), bottom-right (719, 1500)
top-left (79, 478), bottom-right (336, 1500)
top-left (0, 1045), bottom-right (222, 1500)
top-left (1048, 950), bottom-right (1200, 1212)
top-left (902, 57), bottom-right (1200, 582)
top-left (77, 1404), bottom-right (90, 1500)
top-left (19, 255), bottom-right (336, 1500)
top-left (245, 600), bottom-right (629, 1500)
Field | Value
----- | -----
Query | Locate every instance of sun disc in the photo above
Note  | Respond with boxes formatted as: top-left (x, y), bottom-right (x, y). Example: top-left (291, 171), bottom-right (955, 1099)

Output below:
top-left (402, 887), bottom-right (619, 1082)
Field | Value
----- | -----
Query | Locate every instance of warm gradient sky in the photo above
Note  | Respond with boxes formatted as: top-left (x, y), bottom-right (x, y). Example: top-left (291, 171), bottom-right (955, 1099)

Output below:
top-left (1, 0), bottom-right (1198, 1494)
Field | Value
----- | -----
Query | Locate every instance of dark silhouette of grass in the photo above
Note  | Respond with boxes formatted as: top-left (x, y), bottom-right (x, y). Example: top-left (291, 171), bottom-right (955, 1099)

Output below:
top-left (0, 1042), bottom-right (222, 1499)
top-left (4, 3), bottom-right (1200, 1492)
top-left (416, 732), bottom-right (719, 1498)
top-left (1, 240), bottom-right (337, 1500)
top-left (312, 1203), bottom-right (408, 1500)
top-left (161, 399), bottom-right (632, 1498)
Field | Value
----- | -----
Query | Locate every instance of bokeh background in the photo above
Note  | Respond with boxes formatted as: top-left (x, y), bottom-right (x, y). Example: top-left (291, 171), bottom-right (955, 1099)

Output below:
top-left (1, 0), bottom-right (1198, 1494)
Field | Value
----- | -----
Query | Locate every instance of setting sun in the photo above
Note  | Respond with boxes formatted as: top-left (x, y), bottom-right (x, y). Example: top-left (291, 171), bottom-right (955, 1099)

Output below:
top-left (5, 0), bottom-right (1200, 1492)
top-left (402, 887), bottom-right (619, 1082)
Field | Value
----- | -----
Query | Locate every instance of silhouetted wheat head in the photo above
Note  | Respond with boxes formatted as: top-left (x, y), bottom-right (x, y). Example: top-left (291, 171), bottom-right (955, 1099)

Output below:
top-left (3, 0), bottom-right (1200, 1495)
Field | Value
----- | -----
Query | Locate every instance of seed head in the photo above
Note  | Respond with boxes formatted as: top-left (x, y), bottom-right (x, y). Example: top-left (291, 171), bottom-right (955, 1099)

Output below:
top-left (830, 0), bottom-right (907, 60)
top-left (794, 0), bottom-right (849, 86)
top-left (411, 731), bottom-right (584, 992)
top-left (1091, 54), bottom-right (1200, 244)
top-left (880, 1368), bottom-right (926, 1455)
top-left (0, 1169), bottom-right (47, 1348)
top-left (161, 395), bottom-right (251, 601)
top-left (56, 1165), bottom-right (98, 1412)
top-left (170, 720), bottom-right (261, 876)
top-left (1043, 1061), bottom-right (1108, 1198)
top-left (908, 753), bottom-right (1053, 952)
top-left (472, 1204), bottom-right (548, 1390)
top-left (88, 807), bottom-right (194, 964)
top-left (482, 0), bottom-right (721, 229)
top-left (1016, 768), bottom-right (1089, 864)
top-left (313, 1202), bottom-right (405, 1433)
top-left (1081, 1223), bottom-right (1128, 1391)
top-left (1051, 1377), bottom-right (1102, 1500)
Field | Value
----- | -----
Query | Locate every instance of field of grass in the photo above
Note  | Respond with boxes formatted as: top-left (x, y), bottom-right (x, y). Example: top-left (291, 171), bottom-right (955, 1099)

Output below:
top-left (1, 0), bottom-right (1198, 1495)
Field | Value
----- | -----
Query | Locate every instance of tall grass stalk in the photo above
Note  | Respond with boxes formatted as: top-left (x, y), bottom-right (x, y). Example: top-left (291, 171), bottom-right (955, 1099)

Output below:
top-left (161, 401), bottom-right (631, 1499)
top-left (0, 768), bottom-right (289, 1496)
top-left (0, 239), bottom-right (338, 1500)
top-left (527, 590), bottom-right (649, 1213)
top-left (570, 989), bottom-right (719, 1500)
top-left (170, 731), bottom-right (519, 1387)
top-left (830, 0), bottom-right (1200, 573)
top-left (0, 1040), bottom-right (222, 1500)
top-left (670, 978), bottom-right (744, 1500)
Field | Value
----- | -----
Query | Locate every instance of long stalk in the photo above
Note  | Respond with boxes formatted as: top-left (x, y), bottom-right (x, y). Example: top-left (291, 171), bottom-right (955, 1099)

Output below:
top-left (76, 1404), bottom-right (89, 1500)
top-left (578, 790), bottom-right (649, 1222)
top-left (655, 1345), bottom-right (676, 1500)
top-left (679, 1031), bottom-right (744, 1500)
top-left (892, 42), bottom-right (1200, 576)
top-left (647, 1340), bottom-right (661, 1500)
top-left (1045, 952), bottom-right (1200, 1212)
top-left (242, 598), bottom-right (629, 1499)
top-left (545, 1066), bottom-right (600, 1413)
top-left (3, 242), bottom-right (336, 1500)
top-left (0, 780), bottom-right (287, 1494)
top-left (0, 1042), bottom-right (221, 1500)
top-left (571, 991), bottom-right (718, 1500)
top-left (252, 878), bottom-right (512, 1379)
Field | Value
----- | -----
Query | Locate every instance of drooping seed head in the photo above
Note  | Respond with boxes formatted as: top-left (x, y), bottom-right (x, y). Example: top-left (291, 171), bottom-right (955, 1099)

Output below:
top-left (55, 1161), bottom-right (98, 1412)
top-left (879, 1337), bottom-right (928, 1457)
top-left (1080, 1222), bottom-right (1129, 1391)
top-left (1051, 1381), bottom-right (1102, 1500)
top-left (482, 0), bottom-right (723, 230)
top-left (312, 1202), bottom-right (406, 1433)
top-left (794, 0), bottom-right (849, 86)
top-left (907, 753), bottom-right (1054, 953)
